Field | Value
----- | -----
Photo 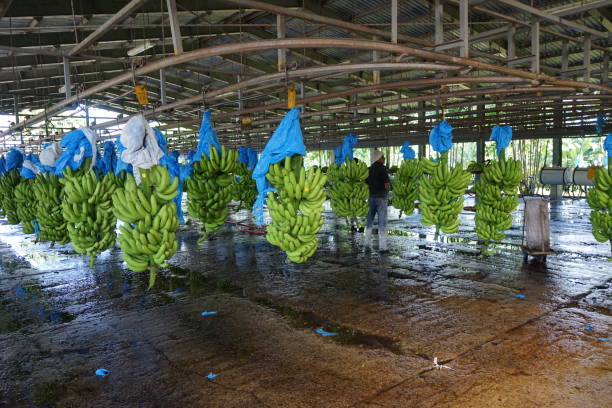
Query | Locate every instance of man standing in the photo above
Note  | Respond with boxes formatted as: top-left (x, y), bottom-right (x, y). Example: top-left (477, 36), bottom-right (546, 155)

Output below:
top-left (364, 150), bottom-right (390, 253)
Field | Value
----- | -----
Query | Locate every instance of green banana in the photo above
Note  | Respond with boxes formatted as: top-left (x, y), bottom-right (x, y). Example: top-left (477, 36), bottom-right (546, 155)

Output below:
top-left (265, 155), bottom-right (326, 263)
top-left (474, 149), bottom-right (522, 255)
top-left (392, 158), bottom-right (422, 218)
top-left (587, 165), bottom-right (612, 255)
top-left (327, 159), bottom-right (369, 223)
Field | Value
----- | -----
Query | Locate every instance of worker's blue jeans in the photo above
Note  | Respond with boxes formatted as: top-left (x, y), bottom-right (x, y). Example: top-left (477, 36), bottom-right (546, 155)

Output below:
top-left (366, 196), bottom-right (388, 230)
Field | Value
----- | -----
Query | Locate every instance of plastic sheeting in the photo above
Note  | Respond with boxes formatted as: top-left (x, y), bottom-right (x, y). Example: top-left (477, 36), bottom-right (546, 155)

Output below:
top-left (194, 110), bottom-right (221, 162)
top-left (490, 125), bottom-right (512, 157)
top-left (54, 128), bottom-right (97, 175)
top-left (252, 107), bottom-right (306, 225)
top-left (0, 156), bottom-right (6, 174)
top-left (20, 153), bottom-right (41, 179)
top-left (238, 146), bottom-right (258, 171)
top-left (400, 141), bottom-right (416, 160)
top-left (429, 120), bottom-right (453, 154)
top-left (6, 148), bottom-right (24, 171)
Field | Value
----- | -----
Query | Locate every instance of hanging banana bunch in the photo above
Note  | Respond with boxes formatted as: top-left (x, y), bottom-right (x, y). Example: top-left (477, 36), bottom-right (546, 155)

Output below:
top-left (0, 169), bottom-right (22, 224)
top-left (113, 166), bottom-right (179, 284)
top-left (392, 158), bottom-right (422, 218)
top-left (32, 172), bottom-right (69, 245)
top-left (14, 178), bottom-right (37, 234)
top-left (473, 149), bottom-right (522, 254)
top-left (419, 153), bottom-right (471, 234)
top-left (186, 145), bottom-right (238, 241)
top-left (327, 160), bottom-right (369, 221)
top-left (265, 155), bottom-right (326, 263)
top-left (232, 162), bottom-right (258, 210)
top-left (586, 165), bottom-right (612, 254)
top-left (60, 161), bottom-right (119, 268)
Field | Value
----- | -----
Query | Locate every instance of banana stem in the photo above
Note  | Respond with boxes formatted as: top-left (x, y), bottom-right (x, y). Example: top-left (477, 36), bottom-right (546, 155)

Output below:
top-left (89, 254), bottom-right (96, 269)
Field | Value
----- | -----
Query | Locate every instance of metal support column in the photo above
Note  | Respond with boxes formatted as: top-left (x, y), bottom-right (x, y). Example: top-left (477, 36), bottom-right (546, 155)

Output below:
top-left (434, 0), bottom-right (443, 45)
top-left (277, 14), bottom-right (286, 72)
top-left (13, 96), bottom-right (22, 146)
top-left (531, 18), bottom-right (540, 73)
top-left (237, 74), bottom-right (244, 110)
top-left (85, 103), bottom-right (90, 127)
top-left (459, 0), bottom-right (469, 57)
top-left (584, 34), bottom-right (592, 83)
top-left (160, 69), bottom-right (167, 105)
top-left (550, 137), bottom-right (563, 200)
top-left (63, 57), bottom-right (71, 99)
top-left (476, 139), bottom-right (485, 163)
top-left (372, 36), bottom-right (380, 84)
top-left (391, 0), bottom-right (398, 44)
top-left (166, 0), bottom-right (183, 54)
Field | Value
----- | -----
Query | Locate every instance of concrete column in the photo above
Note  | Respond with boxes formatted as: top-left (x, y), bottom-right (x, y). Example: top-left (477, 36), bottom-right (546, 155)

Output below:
top-left (583, 34), bottom-right (592, 83)
top-left (476, 139), bottom-right (485, 163)
top-left (418, 101), bottom-right (426, 158)
top-left (391, 0), bottom-right (398, 44)
top-left (434, 0), bottom-right (443, 45)
top-left (166, 0), bottom-right (183, 54)
top-left (560, 40), bottom-right (569, 78)
top-left (63, 57), bottom-right (71, 99)
top-left (160, 69), bottom-right (167, 105)
top-left (459, 0), bottom-right (469, 57)
top-left (550, 137), bottom-right (563, 200)
top-left (531, 18), bottom-right (540, 73)
top-left (277, 14), bottom-right (286, 72)
top-left (602, 52), bottom-right (609, 88)
top-left (506, 24), bottom-right (516, 66)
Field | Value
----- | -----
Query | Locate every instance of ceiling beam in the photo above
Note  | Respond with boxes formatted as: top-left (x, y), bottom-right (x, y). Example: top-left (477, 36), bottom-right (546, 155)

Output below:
top-left (495, 0), bottom-right (609, 39)
top-left (68, 0), bottom-right (148, 56)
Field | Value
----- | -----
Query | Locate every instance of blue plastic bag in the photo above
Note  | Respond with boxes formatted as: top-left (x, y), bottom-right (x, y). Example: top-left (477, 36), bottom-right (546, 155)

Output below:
top-left (596, 115), bottom-right (605, 134)
top-left (490, 125), bottom-right (512, 157)
top-left (238, 147), bottom-right (259, 171)
top-left (400, 141), bottom-right (416, 160)
top-left (252, 108), bottom-right (306, 225)
top-left (429, 121), bottom-right (453, 154)
top-left (0, 156), bottom-right (6, 174)
top-left (38, 142), bottom-right (63, 174)
top-left (194, 110), bottom-right (221, 162)
top-left (98, 141), bottom-right (117, 175)
top-left (333, 145), bottom-right (343, 165)
top-left (20, 153), bottom-right (41, 179)
top-left (333, 134), bottom-right (357, 164)
top-left (604, 133), bottom-right (612, 158)
top-left (6, 148), bottom-right (24, 171)
top-left (54, 128), bottom-right (97, 175)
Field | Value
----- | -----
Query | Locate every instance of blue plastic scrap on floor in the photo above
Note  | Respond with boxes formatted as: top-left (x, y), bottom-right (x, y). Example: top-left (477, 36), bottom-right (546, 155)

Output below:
top-left (201, 311), bottom-right (217, 316)
top-left (513, 294), bottom-right (525, 299)
top-left (95, 369), bottom-right (110, 377)
top-left (315, 328), bottom-right (337, 337)
top-left (206, 373), bottom-right (218, 379)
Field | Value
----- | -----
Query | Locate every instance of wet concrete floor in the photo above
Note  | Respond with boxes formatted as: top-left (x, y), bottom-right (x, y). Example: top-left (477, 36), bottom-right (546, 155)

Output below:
top-left (0, 198), bottom-right (610, 407)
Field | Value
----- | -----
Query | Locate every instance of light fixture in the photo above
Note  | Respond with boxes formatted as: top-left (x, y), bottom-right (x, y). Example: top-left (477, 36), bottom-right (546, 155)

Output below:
top-left (127, 40), bottom-right (156, 56)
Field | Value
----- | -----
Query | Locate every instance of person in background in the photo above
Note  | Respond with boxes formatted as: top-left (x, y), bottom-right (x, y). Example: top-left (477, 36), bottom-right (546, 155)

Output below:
top-left (364, 149), bottom-right (390, 253)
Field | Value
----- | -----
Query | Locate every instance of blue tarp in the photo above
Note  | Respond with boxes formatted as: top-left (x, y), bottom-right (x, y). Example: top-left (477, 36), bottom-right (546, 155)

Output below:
top-left (194, 110), bottom-right (221, 162)
top-left (429, 121), bottom-right (453, 154)
top-left (490, 125), bottom-right (512, 157)
top-left (0, 156), bottom-right (6, 174)
top-left (54, 128), bottom-right (97, 175)
top-left (252, 107), bottom-right (306, 225)
top-left (400, 141), bottom-right (416, 160)
top-left (114, 134), bottom-right (133, 175)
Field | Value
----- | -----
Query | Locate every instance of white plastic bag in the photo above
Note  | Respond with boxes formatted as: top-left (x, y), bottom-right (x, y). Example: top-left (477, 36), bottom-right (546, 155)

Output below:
top-left (120, 115), bottom-right (164, 183)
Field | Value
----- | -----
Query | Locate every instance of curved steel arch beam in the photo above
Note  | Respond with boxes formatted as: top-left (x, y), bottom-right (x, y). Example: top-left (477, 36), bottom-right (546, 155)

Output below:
top-left (3, 38), bottom-right (610, 138)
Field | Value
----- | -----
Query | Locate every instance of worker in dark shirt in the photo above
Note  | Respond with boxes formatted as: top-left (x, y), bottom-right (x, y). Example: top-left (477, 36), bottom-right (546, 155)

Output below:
top-left (364, 150), bottom-right (390, 253)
